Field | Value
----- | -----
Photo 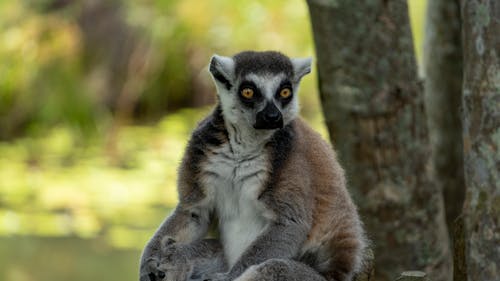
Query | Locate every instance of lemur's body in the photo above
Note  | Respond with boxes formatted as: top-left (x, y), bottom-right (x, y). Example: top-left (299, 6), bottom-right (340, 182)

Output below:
top-left (140, 51), bottom-right (366, 281)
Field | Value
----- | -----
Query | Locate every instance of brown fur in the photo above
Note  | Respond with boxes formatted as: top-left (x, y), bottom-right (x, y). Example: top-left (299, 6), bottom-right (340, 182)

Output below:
top-left (278, 119), bottom-right (365, 280)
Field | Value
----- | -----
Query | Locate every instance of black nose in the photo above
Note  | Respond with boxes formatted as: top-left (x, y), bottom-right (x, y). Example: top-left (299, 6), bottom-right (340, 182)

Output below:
top-left (264, 111), bottom-right (281, 123)
top-left (254, 102), bottom-right (284, 130)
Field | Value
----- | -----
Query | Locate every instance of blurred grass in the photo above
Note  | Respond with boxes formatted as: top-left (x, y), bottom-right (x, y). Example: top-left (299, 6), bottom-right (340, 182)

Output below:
top-left (0, 236), bottom-right (140, 281)
top-left (0, 108), bottom-right (208, 246)
top-left (0, 1), bottom-right (427, 281)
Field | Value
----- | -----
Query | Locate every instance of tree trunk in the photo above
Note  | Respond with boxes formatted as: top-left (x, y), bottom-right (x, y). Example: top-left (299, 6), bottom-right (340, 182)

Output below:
top-left (306, 1), bottom-right (451, 280)
top-left (460, 1), bottom-right (500, 280)
top-left (424, 0), bottom-right (465, 238)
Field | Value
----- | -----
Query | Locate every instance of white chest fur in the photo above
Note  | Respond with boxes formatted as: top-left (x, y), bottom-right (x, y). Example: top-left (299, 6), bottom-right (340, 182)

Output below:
top-left (202, 141), bottom-right (271, 267)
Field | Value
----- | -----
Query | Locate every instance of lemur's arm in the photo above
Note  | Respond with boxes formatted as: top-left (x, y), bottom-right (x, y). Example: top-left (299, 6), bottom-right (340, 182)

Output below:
top-left (139, 204), bottom-right (211, 281)
top-left (229, 219), bottom-right (309, 279)
top-left (140, 126), bottom-right (216, 281)
top-left (156, 239), bottom-right (226, 281)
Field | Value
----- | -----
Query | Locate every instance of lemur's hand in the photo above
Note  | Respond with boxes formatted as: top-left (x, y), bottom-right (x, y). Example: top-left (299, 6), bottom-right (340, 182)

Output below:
top-left (139, 237), bottom-right (183, 281)
top-left (140, 255), bottom-right (162, 281)
top-left (157, 240), bottom-right (195, 281)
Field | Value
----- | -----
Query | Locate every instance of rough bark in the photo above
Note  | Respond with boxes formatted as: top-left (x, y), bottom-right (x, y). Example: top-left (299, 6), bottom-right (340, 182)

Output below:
top-left (452, 215), bottom-right (466, 281)
top-left (423, 0), bottom-right (465, 238)
top-left (306, 1), bottom-right (451, 280)
top-left (460, 1), bottom-right (500, 280)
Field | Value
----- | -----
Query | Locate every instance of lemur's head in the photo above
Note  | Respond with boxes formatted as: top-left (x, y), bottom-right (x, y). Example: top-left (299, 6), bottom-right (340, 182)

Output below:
top-left (209, 51), bottom-right (311, 130)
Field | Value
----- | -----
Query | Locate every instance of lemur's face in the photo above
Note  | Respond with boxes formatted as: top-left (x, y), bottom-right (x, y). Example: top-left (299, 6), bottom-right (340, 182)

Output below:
top-left (209, 51), bottom-right (311, 130)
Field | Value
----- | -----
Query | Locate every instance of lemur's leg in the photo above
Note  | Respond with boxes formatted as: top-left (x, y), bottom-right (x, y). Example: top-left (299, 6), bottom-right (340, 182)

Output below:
top-left (154, 239), bottom-right (227, 281)
top-left (234, 259), bottom-right (326, 281)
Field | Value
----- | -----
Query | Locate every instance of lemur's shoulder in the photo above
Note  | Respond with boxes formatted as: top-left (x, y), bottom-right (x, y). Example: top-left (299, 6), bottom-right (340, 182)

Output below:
top-left (291, 118), bottom-right (349, 202)
top-left (292, 118), bottom-right (333, 152)
top-left (290, 118), bottom-right (344, 177)
top-left (262, 118), bottom-right (346, 210)
top-left (190, 106), bottom-right (228, 146)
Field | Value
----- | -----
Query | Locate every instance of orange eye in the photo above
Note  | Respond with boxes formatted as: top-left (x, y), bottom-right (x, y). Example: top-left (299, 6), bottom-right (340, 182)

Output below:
top-left (241, 88), bottom-right (254, 99)
top-left (280, 88), bottom-right (292, 98)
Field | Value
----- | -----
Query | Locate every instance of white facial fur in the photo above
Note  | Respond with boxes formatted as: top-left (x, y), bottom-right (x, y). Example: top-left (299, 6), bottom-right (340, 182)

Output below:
top-left (243, 73), bottom-right (300, 127)
top-left (209, 54), bottom-right (311, 139)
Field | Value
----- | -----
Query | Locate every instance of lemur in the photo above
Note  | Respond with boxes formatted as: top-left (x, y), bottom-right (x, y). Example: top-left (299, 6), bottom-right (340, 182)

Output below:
top-left (140, 51), bottom-right (366, 281)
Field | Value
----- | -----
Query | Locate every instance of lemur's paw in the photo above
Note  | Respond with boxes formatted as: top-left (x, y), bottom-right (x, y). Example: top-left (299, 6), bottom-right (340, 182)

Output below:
top-left (140, 256), bottom-right (165, 281)
top-left (157, 259), bottom-right (193, 281)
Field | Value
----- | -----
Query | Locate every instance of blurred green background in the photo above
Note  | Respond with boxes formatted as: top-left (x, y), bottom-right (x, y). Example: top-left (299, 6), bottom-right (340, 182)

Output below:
top-left (0, 1), bottom-right (426, 280)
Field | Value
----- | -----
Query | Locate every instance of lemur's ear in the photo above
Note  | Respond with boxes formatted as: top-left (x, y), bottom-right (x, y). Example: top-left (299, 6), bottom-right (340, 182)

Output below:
top-left (209, 54), bottom-right (235, 90)
top-left (291, 57), bottom-right (312, 81)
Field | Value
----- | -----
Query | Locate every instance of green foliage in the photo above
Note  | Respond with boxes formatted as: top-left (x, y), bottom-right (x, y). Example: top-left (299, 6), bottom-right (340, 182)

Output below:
top-left (0, 0), bottom-right (318, 137)
top-left (0, 1), bottom-right (101, 138)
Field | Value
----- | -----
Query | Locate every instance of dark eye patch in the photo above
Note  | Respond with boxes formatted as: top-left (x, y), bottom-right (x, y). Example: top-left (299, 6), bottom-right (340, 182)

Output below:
top-left (238, 80), bottom-right (262, 108)
top-left (276, 80), bottom-right (293, 106)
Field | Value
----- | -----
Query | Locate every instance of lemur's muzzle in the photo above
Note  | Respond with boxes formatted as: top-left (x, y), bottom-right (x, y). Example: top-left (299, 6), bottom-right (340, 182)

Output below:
top-left (254, 102), bottom-right (283, 130)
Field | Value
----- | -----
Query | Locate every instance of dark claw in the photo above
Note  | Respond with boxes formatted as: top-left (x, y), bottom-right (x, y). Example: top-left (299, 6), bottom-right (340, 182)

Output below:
top-left (157, 271), bottom-right (166, 279)
top-left (148, 273), bottom-right (156, 281)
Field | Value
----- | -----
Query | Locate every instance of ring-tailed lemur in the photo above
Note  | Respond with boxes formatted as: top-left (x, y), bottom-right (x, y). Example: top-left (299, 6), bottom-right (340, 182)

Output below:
top-left (140, 51), bottom-right (366, 281)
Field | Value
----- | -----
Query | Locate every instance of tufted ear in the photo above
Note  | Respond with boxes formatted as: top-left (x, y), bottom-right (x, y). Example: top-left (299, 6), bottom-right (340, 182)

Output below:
top-left (209, 54), bottom-right (235, 90)
top-left (291, 57), bottom-right (312, 81)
